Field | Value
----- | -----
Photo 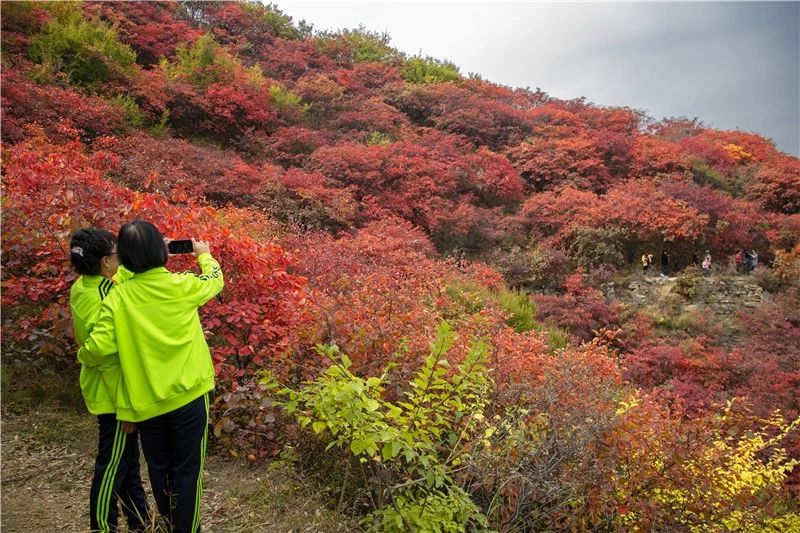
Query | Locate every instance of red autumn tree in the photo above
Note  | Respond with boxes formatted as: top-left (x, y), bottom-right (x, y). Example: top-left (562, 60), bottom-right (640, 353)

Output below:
top-left (387, 82), bottom-right (533, 149)
top-left (507, 133), bottom-right (612, 192)
top-left (330, 96), bottom-right (410, 139)
top-left (631, 135), bottom-right (690, 177)
top-left (84, 1), bottom-right (202, 67)
top-left (748, 156), bottom-right (800, 215)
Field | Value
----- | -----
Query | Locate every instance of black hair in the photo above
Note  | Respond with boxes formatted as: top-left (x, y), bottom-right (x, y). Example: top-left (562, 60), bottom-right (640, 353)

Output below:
top-left (70, 228), bottom-right (116, 276)
top-left (118, 220), bottom-right (168, 273)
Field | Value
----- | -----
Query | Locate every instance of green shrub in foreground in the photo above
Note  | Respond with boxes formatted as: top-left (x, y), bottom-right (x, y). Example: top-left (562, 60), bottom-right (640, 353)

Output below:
top-left (265, 322), bottom-right (493, 532)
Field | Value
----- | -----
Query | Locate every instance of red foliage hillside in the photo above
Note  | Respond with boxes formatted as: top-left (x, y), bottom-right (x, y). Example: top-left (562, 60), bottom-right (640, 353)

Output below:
top-left (2, 1), bottom-right (799, 527)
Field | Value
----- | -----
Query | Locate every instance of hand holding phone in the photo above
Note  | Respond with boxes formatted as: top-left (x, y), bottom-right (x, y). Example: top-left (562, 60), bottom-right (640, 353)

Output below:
top-left (192, 239), bottom-right (211, 255)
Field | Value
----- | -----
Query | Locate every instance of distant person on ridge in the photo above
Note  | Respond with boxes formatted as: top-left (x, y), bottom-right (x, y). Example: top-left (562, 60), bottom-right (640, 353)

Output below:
top-left (735, 250), bottom-right (744, 273)
top-left (747, 249), bottom-right (758, 273)
top-left (702, 250), bottom-right (712, 276)
top-left (692, 251), bottom-right (700, 267)
top-left (456, 248), bottom-right (466, 271)
top-left (661, 250), bottom-right (670, 276)
top-left (69, 228), bottom-right (149, 533)
top-left (641, 253), bottom-right (649, 272)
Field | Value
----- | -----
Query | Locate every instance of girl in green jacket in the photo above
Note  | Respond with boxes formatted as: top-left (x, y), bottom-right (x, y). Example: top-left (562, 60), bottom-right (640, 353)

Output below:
top-left (69, 228), bottom-right (148, 532)
top-left (79, 221), bottom-right (224, 533)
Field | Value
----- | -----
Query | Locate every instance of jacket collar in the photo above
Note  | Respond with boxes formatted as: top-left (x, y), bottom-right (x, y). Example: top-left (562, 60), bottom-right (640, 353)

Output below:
top-left (132, 267), bottom-right (170, 278)
top-left (80, 274), bottom-right (106, 287)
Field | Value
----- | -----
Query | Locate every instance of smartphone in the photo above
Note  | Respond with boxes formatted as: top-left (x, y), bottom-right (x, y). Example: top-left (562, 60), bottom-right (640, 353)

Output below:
top-left (168, 239), bottom-right (194, 254)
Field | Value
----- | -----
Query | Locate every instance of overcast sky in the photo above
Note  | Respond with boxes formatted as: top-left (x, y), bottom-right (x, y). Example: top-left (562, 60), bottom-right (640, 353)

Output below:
top-left (275, 1), bottom-right (800, 156)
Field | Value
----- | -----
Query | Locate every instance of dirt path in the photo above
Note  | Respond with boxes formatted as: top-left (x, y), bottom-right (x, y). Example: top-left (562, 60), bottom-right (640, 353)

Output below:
top-left (1, 407), bottom-right (357, 532)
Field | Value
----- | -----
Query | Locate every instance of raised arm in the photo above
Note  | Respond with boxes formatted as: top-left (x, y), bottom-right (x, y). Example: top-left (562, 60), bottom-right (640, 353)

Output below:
top-left (184, 240), bottom-right (224, 307)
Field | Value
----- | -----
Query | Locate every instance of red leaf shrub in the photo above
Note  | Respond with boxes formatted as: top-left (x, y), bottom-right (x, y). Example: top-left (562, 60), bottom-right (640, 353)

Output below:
top-left (246, 126), bottom-right (329, 168)
top-left (282, 218), bottom-right (446, 378)
top-left (259, 38), bottom-right (337, 82)
top-left (334, 61), bottom-right (402, 92)
top-left (748, 156), bottom-right (800, 215)
top-left (1, 70), bottom-right (128, 144)
top-left (387, 82), bottom-right (532, 150)
top-left (533, 272), bottom-right (620, 343)
top-left (517, 180), bottom-right (707, 258)
top-left (94, 133), bottom-right (265, 203)
top-left (305, 135), bottom-right (523, 250)
top-left (251, 167), bottom-right (360, 231)
top-left (84, 1), bottom-right (202, 67)
top-left (507, 133), bottom-right (612, 192)
top-left (330, 96), bottom-right (410, 138)
top-left (735, 290), bottom-right (800, 418)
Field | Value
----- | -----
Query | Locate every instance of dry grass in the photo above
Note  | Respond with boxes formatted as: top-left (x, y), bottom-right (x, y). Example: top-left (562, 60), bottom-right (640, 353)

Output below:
top-left (0, 406), bottom-right (359, 532)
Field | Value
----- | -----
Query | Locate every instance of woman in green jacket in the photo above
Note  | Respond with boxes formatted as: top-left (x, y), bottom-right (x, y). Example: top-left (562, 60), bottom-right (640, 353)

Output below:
top-left (69, 228), bottom-right (148, 532)
top-left (79, 221), bottom-right (223, 533)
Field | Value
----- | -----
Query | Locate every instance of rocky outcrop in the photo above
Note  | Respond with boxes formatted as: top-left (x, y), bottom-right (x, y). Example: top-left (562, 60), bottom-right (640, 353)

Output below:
top-left (692, 278), bottom-right (764, 314)
top-left (606, 275), bottom-right (764, 315)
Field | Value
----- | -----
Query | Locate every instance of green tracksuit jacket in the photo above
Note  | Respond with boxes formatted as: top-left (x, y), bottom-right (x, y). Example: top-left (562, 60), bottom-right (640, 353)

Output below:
top-left (77, 253), bottom-right (224, 422)
top-left (70, 275), bottom-right (119, 415)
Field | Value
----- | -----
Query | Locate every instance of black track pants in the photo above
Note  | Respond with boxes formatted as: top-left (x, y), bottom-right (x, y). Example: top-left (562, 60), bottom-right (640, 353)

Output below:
top-left (89, 415), bottom-right (149, 532)
top-left (138, 394), bottom-right (209, 533)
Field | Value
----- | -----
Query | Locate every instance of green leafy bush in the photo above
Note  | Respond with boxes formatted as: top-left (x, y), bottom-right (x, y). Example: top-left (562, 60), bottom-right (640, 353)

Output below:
top-left (495, 288), bottom-right (537, 333)
top-left (316, 26), bottom-right (401, 65)
top-left (364, 131), bottom-right (393, 146)
top-left (442, 282), bottom-right (572, 350)
top-left (673, 265), bottom-right (703, 299)
top-left (545, 328), bottom-right (570, 352)
top-left (269, 84), bottom-right (309, 113)
top-left (341, 26), bottom-right (400, 64)
top-left (161, 33), bottom-right (246, 89)
top-left (445, 281), bottom-right (538, 334)
top-left (444, 281), bottom-right (485, 316)
top-left (690, 157), bottom-right (743, 196)
top-left (28, 8), bottom-right (136, 88)
top-left (401, 56), bottom-right (461, 84)
top-left (148, 109), bottom-right (171, 138)
top-left (266, 323), bottom-right (492, 532)
top-left (243, 1), bottom-right (309, 39)
top-left (568, 225), bottom-right (627, 269)
top-left (111, 94), bottom-right (146, 127)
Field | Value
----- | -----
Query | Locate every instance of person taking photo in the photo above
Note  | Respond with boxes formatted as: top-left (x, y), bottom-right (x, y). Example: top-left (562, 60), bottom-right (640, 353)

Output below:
top-left (78, 221), bottom-right (224, 533)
